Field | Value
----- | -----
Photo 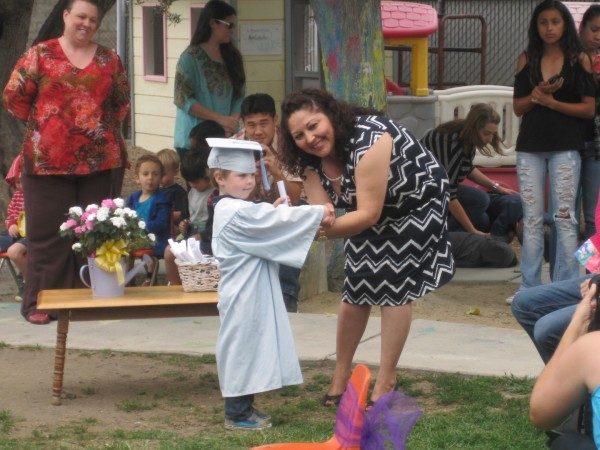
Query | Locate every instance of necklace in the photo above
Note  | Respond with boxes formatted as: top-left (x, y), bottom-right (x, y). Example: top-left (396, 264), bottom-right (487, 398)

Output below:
top-left (321, 163), bottom-right (342, 182)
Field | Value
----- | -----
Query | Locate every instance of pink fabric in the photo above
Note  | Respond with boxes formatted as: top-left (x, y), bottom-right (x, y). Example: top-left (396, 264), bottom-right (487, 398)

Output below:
top-left (592, 196), bottom-right (600, 251)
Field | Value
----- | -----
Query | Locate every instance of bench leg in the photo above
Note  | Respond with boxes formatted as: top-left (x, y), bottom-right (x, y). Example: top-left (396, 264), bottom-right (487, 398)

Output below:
top-left (52, 311), bottom-right (69, 405)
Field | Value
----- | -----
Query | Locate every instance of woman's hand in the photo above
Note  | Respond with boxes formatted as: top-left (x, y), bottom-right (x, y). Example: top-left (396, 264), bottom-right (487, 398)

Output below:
top-left (530, 86), bottom-right (555, 107)
top-left (8, 224), bottom-right (19, 238)
top-left (320, 203), bottom-right (336, 228)
top-left (470, 228), bottom-right (490, 237)
top-left (537, 77), bottom-right (563, 94)
top-left (573, 281), bottom-right (598, 334)
top-left (495, 182), bottom-right (519, 196)
top-left (218, 115), bottom-right (239, 136)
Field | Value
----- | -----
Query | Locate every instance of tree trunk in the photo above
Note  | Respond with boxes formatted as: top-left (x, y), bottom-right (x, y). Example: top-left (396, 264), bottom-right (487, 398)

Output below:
top-left (0, 0), bottom-right (34, 224)
top-left (309, 0), bottom-right (386, 111)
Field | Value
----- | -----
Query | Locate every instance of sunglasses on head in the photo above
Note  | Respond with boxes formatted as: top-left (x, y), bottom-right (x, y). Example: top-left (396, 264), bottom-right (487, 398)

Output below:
top-left (216, 18), bottom-right (235, 29)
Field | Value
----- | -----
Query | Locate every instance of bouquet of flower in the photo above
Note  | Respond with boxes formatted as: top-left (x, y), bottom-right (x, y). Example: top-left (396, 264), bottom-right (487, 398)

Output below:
top-left (59, 198), bottom-right (155, 258)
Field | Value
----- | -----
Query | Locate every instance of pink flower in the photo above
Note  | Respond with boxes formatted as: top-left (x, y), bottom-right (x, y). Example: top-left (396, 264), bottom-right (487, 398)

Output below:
top-left (101, 199), bottom-right (116, 209)
top-left (85, 221), bottom-right (94, 231)
top-left (74, 226), bottom-right (86, 235)
top-left (65, 219), bottom-right (77, 229)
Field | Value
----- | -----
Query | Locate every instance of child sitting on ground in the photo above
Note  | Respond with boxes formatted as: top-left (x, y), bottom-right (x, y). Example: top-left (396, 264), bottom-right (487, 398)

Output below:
top-left (207, 138), bottom-right (335, 430)
top-left (156, 148), bottom-right (189, 236)
top-left (126, 154), bottom-right (171, 285)
top-left (1, 154), bottom-right (27, 299)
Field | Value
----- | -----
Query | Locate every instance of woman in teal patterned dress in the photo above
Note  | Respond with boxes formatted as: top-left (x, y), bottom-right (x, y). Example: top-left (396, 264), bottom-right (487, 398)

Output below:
top-left (173, 0), bottom-right (245, 156)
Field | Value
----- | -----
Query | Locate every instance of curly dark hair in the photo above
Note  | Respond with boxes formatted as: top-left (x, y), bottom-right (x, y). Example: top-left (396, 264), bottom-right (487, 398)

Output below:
top-left (190, 0), bottom-right (245, 100)
top-left (526, 0), bottom-right (582, 85)
top-left (278, 89), bottom-right (380, 177)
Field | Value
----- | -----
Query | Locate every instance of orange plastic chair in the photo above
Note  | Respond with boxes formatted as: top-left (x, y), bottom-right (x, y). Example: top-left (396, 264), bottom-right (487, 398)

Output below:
top-left (251, 364), bottom-right (372, 450)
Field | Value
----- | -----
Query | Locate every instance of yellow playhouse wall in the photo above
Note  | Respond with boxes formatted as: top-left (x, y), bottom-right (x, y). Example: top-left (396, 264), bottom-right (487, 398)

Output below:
top-left (132, 0), bottom-right (285, 153)
top-left (132, 1), bottom-right (392, 152)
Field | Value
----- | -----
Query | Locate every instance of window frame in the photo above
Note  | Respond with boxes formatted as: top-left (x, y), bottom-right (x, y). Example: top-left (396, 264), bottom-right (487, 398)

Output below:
top-left (141, 3), bottom-right (168, 82)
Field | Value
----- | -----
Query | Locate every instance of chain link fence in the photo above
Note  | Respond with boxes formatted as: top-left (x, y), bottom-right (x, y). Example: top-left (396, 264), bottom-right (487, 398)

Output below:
top-left (394, 0), bottom-right (599, 88)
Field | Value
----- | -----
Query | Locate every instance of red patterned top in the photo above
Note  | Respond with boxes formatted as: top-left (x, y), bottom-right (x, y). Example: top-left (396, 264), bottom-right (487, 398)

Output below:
top-left (3, 39), bottom-right (130, 176)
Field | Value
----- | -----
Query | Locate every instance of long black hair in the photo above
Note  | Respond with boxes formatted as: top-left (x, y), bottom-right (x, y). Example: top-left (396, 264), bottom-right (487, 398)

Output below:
top-left (279, 89), bottom-right (380, 177)
top-left (526, 0), bottom-right (582, 84)
top-left (190, 0), bottom-right (245, 100)
top-left (580, 5), bottom-right (600, 36)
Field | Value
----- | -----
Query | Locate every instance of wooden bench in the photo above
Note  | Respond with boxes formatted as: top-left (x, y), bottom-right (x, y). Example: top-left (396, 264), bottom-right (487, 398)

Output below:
top-left (37, 286), bottom-right (219, 405)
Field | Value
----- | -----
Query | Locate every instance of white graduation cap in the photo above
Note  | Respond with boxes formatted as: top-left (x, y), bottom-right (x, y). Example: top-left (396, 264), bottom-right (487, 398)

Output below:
top-left (206, 138), bottom-right (271, 190)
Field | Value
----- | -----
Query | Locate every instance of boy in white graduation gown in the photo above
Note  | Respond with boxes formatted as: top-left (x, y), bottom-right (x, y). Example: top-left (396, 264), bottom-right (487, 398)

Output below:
top-left (207, 138), bottom-right (335, 430)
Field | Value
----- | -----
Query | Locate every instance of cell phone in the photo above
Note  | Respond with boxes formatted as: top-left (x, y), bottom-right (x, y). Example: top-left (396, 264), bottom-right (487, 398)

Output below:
top-left (588, 274), bottom-right (600, 332)
top-left (547, 74), bottom-right (562, 84)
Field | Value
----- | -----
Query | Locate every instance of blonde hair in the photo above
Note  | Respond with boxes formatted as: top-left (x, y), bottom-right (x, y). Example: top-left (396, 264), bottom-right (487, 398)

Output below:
top-left (209, 168), bottom-right (231, 188)
top-left (156, 148), bottom-right (180, 173)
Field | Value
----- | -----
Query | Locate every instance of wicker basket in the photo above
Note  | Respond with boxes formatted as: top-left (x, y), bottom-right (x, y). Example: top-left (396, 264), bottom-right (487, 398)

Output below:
top-left (175, 259), bottom-right (220, 292)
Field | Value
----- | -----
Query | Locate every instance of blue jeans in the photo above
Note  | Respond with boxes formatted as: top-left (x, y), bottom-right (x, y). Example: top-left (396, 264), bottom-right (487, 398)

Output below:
top-left (517, 151), bottom-right (581, 288)
top-left (580, 142), bottom-right (600, 242)
top-left (224, 394), bottom-right (254, 421)
top-left (448, 185), bottom-right (522, 237)
top-left (511, 275), bottom-right (589, 363)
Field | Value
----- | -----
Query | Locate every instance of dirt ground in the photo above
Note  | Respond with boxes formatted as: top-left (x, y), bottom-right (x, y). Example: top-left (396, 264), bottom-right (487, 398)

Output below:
top-left (0, 264), bottom-right (520, 437)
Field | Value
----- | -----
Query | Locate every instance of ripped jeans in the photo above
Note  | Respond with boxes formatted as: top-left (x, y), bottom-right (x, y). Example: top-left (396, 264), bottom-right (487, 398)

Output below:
top-left (517, 151), bottom-right (580, 288)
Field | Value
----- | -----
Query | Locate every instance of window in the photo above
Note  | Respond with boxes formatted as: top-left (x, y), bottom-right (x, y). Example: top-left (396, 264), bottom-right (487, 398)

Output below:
top-left (142, 5), bottom-right (167, 81)
top-left (288, 0), bottom-right (321, 91)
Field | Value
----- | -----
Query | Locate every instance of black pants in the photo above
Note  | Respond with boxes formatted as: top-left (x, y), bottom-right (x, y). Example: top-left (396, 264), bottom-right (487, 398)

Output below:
top-left (21, 170), bottom-right (119, 318)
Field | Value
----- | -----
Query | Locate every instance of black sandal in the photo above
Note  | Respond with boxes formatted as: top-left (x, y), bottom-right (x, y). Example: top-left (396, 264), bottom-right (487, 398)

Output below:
top-left (322, 393), bottom-right (343, 407)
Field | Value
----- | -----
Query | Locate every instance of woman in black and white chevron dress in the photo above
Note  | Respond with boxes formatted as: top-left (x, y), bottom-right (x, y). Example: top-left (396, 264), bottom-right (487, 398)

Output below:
top-left (279, 89), bottom-right (455, 407)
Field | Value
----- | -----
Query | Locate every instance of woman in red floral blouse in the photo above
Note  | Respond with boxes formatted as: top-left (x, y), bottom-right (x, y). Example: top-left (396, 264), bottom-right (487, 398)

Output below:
top-left (3, 0), bottom-right (130, 325)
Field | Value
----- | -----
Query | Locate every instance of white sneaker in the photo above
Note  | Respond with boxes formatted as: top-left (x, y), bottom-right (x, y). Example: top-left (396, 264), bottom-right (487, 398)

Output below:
top-left (505, 295), bottom-right (515, 305)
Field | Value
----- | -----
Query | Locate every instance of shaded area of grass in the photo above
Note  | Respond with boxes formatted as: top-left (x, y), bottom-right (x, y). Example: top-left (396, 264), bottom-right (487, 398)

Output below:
top-left (0, 349), bottom-right (547, 449)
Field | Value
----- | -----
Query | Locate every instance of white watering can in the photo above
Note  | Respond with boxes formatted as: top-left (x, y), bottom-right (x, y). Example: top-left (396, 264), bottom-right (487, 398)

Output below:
top-left (79, 254), bottom-right (152, 297)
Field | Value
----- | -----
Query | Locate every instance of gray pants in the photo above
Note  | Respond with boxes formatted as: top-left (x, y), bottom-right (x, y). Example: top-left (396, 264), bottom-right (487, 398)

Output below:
top-left (449, 231), bottom-right (517, 268)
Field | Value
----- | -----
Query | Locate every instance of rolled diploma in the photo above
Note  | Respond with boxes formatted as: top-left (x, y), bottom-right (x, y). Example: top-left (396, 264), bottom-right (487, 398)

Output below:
top-left (277, 180), bottom-right (289, 206)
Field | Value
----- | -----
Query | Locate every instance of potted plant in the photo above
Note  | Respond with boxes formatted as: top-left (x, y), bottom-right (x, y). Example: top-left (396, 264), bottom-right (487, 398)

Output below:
top-left (59, 198), bottom-right (155, 297)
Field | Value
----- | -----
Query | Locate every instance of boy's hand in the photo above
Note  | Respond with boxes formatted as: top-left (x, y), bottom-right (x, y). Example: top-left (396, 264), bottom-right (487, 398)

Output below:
top-left (8, 224), bottom-right (19, 238)
top-left (272, 196), bottom-right (290, 208)
top-left (320, 203), bottom-right (336, 228)
top-left (178, 219), bottom-right (189, 235)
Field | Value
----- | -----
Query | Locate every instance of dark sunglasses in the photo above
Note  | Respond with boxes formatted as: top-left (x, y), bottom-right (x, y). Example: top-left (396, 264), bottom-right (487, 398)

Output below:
top-left (216, 18), bottom-right (235, 29)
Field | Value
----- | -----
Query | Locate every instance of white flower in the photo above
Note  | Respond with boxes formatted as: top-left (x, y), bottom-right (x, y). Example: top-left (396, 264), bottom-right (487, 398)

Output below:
top-left (148, 233), bottom-right (156, 242)
top-left (96, 207), bottom-right (110, 221)
top-left (59, 222), bottom-right (69, 231)
top-left (138, 220), bottom-right (146, 230)
top-left (123, 208), bottom-right (136, 218)
top-left (110, 217), bottom-right (127, 228)
top-left (68, 206), bottom-right (83, 216)
top-left (114, 198), bottom-right (124, 208)
top-left (85, 203), bottom-right (98, 212)
top-left (87, 213), bottom-right (96, 222)
top-left (72, 243), bottom-right (82, 251)
top-left (114, 208), bottom-right (125, 217)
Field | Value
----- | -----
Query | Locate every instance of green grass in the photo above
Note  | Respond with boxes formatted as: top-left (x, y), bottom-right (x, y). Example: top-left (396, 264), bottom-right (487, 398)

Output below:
top-left (0, 410), bottom-right (15, 435)
top-left (0, 352), bottom-right (546, 450)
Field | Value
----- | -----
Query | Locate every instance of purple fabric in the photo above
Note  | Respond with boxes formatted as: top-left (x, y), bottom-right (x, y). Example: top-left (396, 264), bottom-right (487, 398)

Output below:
top-left (333, 383), bottom-right (363, 447)
top-left (361, 390), bottom-right (422, 450)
